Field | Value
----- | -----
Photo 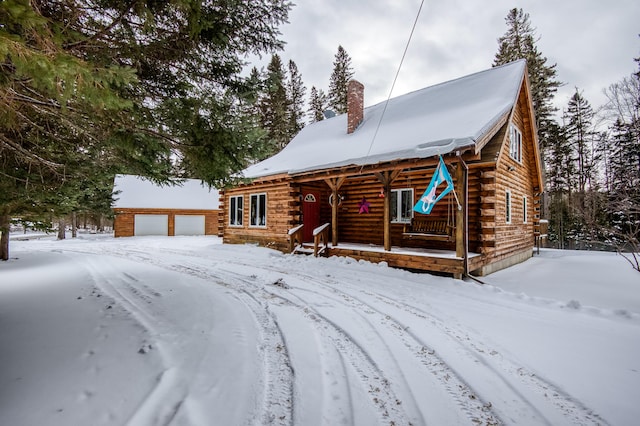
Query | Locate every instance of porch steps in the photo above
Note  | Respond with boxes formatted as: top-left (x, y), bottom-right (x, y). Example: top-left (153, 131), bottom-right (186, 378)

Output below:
top-left (290, 244), bottom-right (312, 255)
top-left (291, 243), bottom-right (328, 257)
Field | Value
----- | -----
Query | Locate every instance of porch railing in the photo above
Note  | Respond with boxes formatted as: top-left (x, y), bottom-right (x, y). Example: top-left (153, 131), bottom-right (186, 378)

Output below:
top-left (313, 223), bottom-right (330, 257)
top-left (288, 224), bottom-right (304, 253)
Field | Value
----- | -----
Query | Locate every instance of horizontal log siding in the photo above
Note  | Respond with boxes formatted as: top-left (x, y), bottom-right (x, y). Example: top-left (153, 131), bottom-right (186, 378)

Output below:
top-left (113, 208), bottom-right (219, 237)
top-left (470, 167), bottom-right (497, 255)
top-left (222, 180), bottom-right (297, 252)
top-left (327, 247), bottom-right (465, 275)
top-left (389, 170), bottom-right (456, 250)
top-left (490, 84), bottom-right (538, 264)
top-left (332, 169), bottom-right (457, 250)
top-left (337, 176), bottom-right (384, 245)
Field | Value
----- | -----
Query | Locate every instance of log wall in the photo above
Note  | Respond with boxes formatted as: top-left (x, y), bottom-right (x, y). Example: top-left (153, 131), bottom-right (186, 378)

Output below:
top-left (333, 171), bottom-right (459, 250)
top-left (475, 83), bottom-right (539, 272)
top-left (221, 178), bottom-right (298, 252)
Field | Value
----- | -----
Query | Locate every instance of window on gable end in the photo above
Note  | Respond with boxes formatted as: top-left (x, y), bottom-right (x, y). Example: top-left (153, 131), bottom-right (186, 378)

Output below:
top-left (509, 123), bottom-right (522, 163)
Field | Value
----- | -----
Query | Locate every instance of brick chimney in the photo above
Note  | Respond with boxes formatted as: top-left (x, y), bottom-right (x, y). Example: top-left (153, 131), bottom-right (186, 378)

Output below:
top-left (347, 79), bottom-right (364, 134)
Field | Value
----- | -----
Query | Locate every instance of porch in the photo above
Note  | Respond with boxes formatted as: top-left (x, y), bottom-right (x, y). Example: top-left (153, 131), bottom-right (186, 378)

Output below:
top-left (296, 236), bottom-right (483, 277)
top-left (290, 158), bottom-right (475, 277)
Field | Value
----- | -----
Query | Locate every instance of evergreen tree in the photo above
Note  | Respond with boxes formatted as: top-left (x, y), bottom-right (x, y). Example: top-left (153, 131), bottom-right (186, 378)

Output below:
top-left (602, 53), bottom-right (640, 202)
top-left (309, 86), bottom-right (329, 123)
top-left (287, 60), bottom-right (307, 138)
top-left (565, 90), bottom-right (609, 245)
top-left (608, 119), bottom-right (639, 194)
top-left (259, 54), bottom-right (291, 153)
top-left (545, 122), bottom-right (574, 194)
top-left (167, 90), bottom-right (272, 183)
top-left (544, 121), bottom-right (574, 247)
top-left (0, 0), bottom-right (290, 260)
top-left (606, 120), bottom-right (639, 269)
top-left (243, 67), bottom-right (266, 115)
top-left (328, 46), bottom-right (354, 114)
top-left (564, 89), bottom-right (597, 193)
top-left (494, 8), bottom-right (562, 154)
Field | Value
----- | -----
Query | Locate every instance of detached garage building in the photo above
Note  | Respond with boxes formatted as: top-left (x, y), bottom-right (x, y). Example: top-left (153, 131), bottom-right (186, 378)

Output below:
top-left (113, 175), bottom-right (220, 237)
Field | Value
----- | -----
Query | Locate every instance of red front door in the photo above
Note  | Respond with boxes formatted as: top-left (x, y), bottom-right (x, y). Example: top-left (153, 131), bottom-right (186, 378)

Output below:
top-left (302, 192), bottom-right (320, 242)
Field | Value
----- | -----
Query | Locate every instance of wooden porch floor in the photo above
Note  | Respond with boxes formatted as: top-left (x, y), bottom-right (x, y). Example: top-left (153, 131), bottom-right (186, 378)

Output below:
top-left (301, 242), bottom-right (483, 276)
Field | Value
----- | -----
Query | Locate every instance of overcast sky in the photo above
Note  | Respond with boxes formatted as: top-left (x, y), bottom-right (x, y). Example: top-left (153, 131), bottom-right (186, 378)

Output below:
top-left (248, 0), bottom-right (639, 119)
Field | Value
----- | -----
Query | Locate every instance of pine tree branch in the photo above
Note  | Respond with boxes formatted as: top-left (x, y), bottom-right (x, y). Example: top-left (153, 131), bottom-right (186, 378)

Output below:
top-left (64, 2), bottom-right (135, 49)
top-left (0, 134), bottom-right (62, 170)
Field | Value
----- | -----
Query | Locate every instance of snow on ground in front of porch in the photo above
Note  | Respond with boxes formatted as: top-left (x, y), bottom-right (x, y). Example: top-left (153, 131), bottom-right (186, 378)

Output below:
top-left (1, 234), bottom-right (638, 425)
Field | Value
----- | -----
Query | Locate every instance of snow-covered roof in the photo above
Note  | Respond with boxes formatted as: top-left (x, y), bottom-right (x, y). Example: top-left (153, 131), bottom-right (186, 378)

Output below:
top-left (243, 60), bottom-right (526, 179)
top-left (112, 175), bottom-right (220, 209)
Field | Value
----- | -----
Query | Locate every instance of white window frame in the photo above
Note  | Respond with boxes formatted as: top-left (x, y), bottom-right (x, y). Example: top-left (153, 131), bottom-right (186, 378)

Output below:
top-left (509, 123), bottom-right (522, 163)
top-left (229, 195), bottom-right (244, 227)
top-left (523, 195), bottom-right (528, 224)
top-left (505, 190), bottom-right (512, 224)
top-left (390, 188), bottom-right (414, 223)
top-left (249, 193), bottom-right (267, 228)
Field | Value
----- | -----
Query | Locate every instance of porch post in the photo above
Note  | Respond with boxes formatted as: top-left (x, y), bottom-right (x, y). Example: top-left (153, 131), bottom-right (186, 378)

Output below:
top-left (325, 177), bottom-right (346, 246)
top-left (455, 161), bottom-right (465, 279)
top-left (383, 182), bottom-right (391, 251)
top-left (455, 162), bottom-right (464, 258)
top-left (375, 169), bottom-right (401, 252)
top-left (331, 186), bottom-right (339, 246)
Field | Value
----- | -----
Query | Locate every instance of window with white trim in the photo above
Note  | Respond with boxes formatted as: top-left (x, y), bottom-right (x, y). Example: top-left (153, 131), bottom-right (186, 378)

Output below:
top-left (250, 193), bottom-right (267, 227)
top-left (523, 195), bottom-right (528, 223)
top-left (505, 190), bottom-right (512, 224)
top-left (509, 123), bottom-right (522, 163)
top-left (229, 195), bottom-right (243, 226)
top-left (390, 188), bottom-right (414, 223)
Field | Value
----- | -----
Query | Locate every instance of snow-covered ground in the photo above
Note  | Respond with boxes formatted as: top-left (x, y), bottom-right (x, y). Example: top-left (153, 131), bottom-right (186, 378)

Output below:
top-left (1, 234), bottom-right (638, 426)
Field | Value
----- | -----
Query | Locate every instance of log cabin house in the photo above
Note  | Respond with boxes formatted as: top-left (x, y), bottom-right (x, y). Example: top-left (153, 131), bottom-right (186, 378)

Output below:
top-left (113, 175), bottom-right (219, 237)
top-left (221, 60), bottom-right (543, 278)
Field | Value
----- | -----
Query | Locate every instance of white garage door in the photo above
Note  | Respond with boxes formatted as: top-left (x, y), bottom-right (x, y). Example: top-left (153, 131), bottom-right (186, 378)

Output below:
top-left (134, 214), bottom-right (168, 236)
top-left (175, 215), bottom-right (206, 236)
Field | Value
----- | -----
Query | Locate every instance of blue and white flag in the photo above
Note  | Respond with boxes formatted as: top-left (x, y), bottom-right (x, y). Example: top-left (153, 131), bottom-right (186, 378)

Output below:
top-left (413, 156), bottom-right (454, 214)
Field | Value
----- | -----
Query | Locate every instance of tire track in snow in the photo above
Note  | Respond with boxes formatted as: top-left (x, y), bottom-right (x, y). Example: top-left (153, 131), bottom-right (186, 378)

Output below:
top-left (87, 246), bottom-right (405, 424)
top-left (294, 257), bottom-right (606, 425)
top-left (52, 243), bottom-right (606, 425)
top-left (179, 254), bottom-right (498, 424)
top-left (61, 246), bottom-right (294, 426)
top-left (81, 257), bottom-right (190, 426)
top-left (83, 245), bottom-right (491, 424)
top-left (115, 249), bottom-right (295, 425)
top-left (229, 272), bottom-right (412, 425)
top-left (232, 287), bottom-right (295, 426)
top-left (170, 262), bottom-right (403, 425)
top-left (254, 272), bottom-right (500, 426)
top-left (358, 287), bottom-right (609, 426)
top-left (241, 255), bottom-right (607, 426)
